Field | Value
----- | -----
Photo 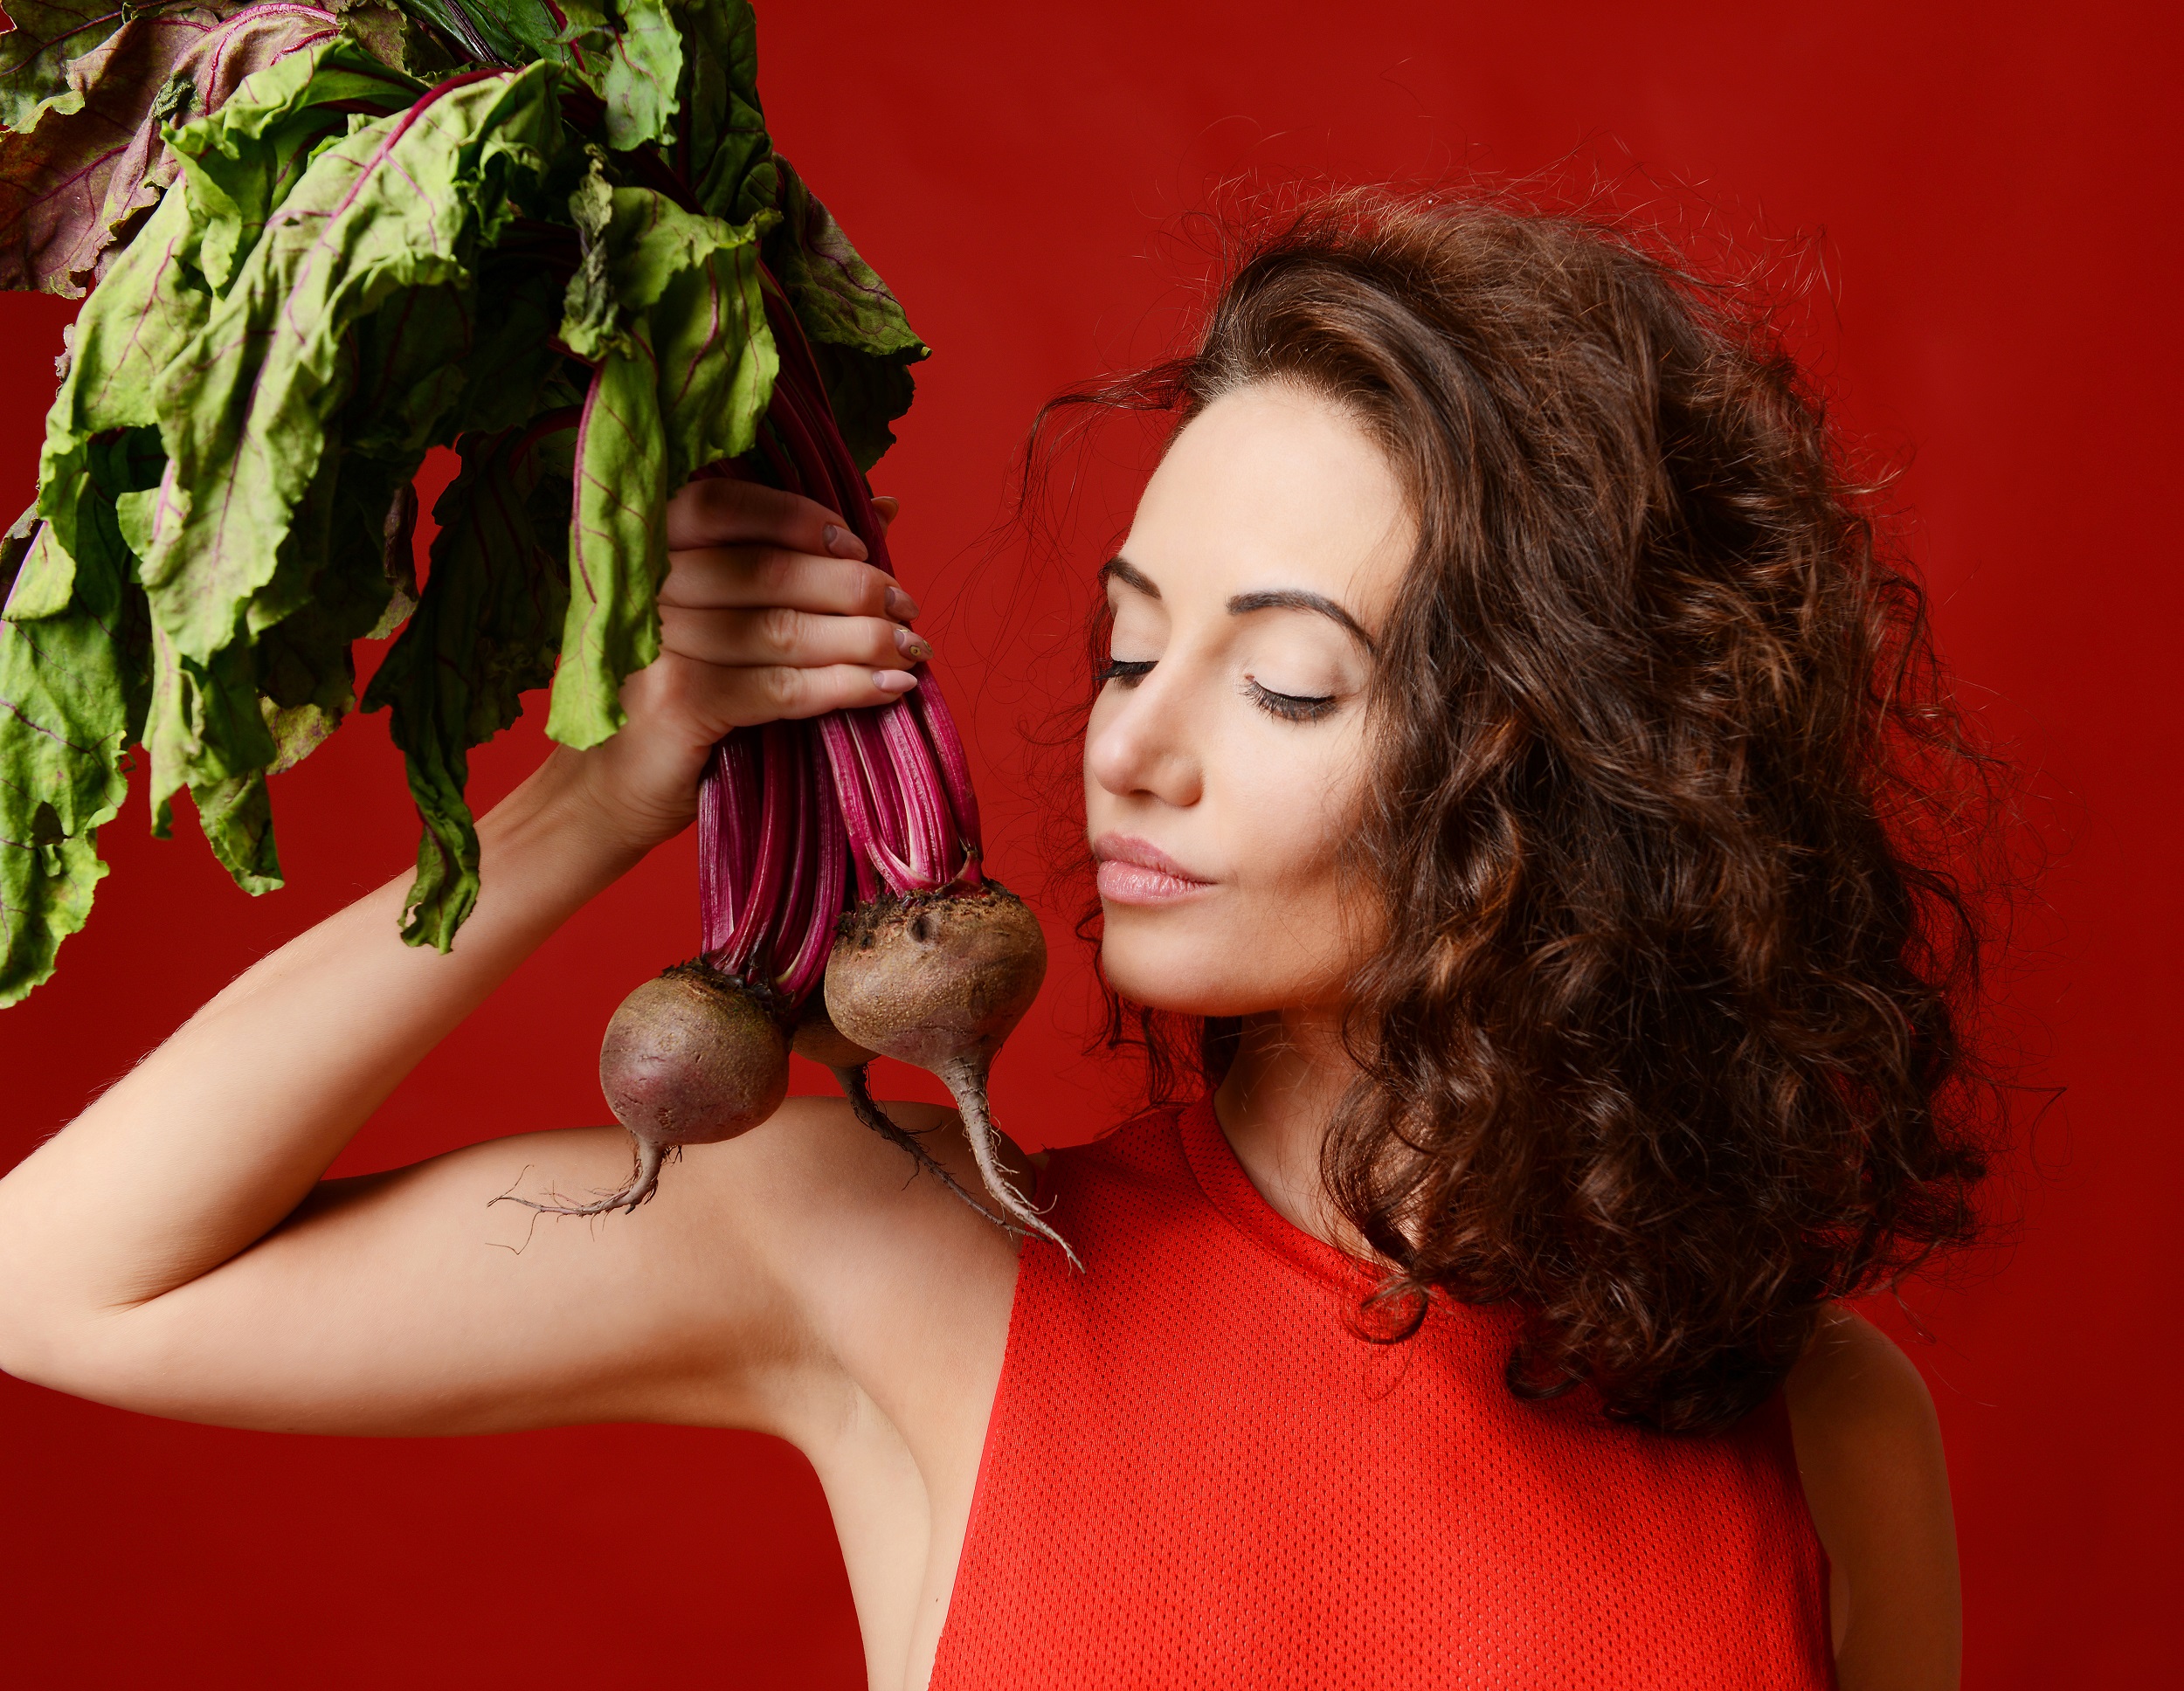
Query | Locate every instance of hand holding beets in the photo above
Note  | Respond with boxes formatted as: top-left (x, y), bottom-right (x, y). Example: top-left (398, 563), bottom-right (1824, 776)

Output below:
top-left (560, 483), bottom-right (923, 861)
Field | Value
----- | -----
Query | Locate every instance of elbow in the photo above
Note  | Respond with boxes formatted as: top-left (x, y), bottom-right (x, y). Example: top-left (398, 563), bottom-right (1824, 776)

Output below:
top-left (0, 1268), bottom-right (139, 1404)
top-left (0, 1315), bottom-right (85, 1396)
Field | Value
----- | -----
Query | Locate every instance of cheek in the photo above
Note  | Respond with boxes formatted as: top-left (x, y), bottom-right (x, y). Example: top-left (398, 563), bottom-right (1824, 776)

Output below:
top-left (1230, 738), bottom-right (1359, 894)
top-left (1099, 723), bottom-right (1372, 1017)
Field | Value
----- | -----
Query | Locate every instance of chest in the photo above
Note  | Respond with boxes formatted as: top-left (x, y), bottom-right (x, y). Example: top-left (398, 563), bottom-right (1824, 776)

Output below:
top-left (920, 1133), bottom-right (1835, 1690)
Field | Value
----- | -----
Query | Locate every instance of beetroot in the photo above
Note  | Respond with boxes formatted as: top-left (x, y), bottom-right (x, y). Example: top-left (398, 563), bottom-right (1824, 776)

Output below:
top-left (504, 963), bottom-right (787, 1216)
top-left (826, 885), bottom-right (1072, 1263)
top-left (791, 997), bottom-right (1006, 1226)
top-left (547, 270), bottom-right (1071, 1259)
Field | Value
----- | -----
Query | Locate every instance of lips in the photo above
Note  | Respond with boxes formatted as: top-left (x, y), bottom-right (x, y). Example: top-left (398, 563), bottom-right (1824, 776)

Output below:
top-left (1092, 833), bottom-right (1214, 906)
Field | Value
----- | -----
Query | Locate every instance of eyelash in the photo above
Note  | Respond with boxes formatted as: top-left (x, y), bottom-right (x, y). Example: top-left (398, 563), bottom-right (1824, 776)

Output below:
top-left (1095, 659), bottom-right (1337, 724)
top-left (1245, 678), bottom-right (1338, 722)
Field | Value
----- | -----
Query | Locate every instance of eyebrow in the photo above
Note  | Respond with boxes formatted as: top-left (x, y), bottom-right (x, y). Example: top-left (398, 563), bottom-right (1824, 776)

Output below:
top-left (1099, 556), bottom-right (1161, 598)
top-left (1227, 589), bottom-right (1376, 653)
top-left (1102, 556), bottom-right (1375, 653)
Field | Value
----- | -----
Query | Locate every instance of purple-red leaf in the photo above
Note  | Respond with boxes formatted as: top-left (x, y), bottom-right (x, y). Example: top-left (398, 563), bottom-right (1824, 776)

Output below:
top-left (0, 2), bottom-right (339, 296)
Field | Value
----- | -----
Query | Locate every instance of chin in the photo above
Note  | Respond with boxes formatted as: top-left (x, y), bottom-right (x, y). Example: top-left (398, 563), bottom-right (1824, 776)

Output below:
top-left (1098, 925), bottom-right (1282, 1019)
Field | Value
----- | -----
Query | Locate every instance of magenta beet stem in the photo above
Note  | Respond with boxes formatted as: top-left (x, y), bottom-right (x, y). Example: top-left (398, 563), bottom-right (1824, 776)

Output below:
top-left (817, 714), bottom-right (885, 903)
top-left (778, 739), bottom-right (845, 1003)
top-left (700, 732), bottom-right (762, 962)
top-left (906, 681), bottom-right (984, 873)
top-left (766, 727), bottom-right (819, 969)
top-left (688, 270), bottom-right (995, 1009)
top-left (725, 722), bottom-right (796, 971)
top-left (846, 708), bottom-right (924, 893)
top-left (878, 700), bottom-right (950, 885)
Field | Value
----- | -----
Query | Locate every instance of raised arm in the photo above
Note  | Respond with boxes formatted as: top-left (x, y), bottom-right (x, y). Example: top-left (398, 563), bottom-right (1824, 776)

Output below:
top-left (0, 480), bottom-right (921, 1436)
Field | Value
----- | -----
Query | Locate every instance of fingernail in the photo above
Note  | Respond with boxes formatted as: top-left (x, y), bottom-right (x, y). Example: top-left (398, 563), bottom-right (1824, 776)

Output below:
top-left (823, 523), bottom-right (867, 561)
top-left (894, 625), bottom-right (932, 662)
top-left (884, 583), bottom-right (920, 620)
top-left (874, 669), bottom-right (918, 694)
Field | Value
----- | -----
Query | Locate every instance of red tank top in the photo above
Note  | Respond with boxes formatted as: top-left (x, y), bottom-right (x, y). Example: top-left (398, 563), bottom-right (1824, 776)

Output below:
top-left (928, 1100), bottom-right (1834, 1689)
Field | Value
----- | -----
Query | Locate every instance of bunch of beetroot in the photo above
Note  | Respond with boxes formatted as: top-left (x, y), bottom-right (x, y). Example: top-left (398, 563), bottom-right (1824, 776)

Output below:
top-left (535, 291), bottom-right (1064, 1253)
top-left (0, 0), bottom-right (1064, 1252)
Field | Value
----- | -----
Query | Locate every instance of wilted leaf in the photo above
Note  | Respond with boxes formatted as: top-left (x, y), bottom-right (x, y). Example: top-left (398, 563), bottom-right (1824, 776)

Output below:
top-left (0, 494), bottom-right (147, 1003)
top-left (544, 328), bottom-right (665, 749)
top-left (0, 0), bottom-right (134, 132)
top-left (0, 3), bottom-right (340, 296)
top-left (743, 154), bottom-right (924, 471)
top-left (363, 416), bottom-right (574, 946)
top-left (681, 0), bottom-right (766, 222)
top-left (35, 183), bottom-right (210, 610)
top-left (332, 0), bottom-right (460, 80)
top-left (142, 56), bottom-right (559, 666)
top-left (593, 0), bottom-right (679, 151)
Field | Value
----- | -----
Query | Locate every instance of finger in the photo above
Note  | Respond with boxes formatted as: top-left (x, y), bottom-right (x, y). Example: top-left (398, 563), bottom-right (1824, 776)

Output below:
top-left (659, 605), bottom-right (932, 671)
top-left (871, 495), bottom-right (899, 531)
top-left (660, 545), bottom-right (901, 618)
top-left (664, 476), bottom-right (867, 560)
top-left (701, 661), bottom-right (919, 728)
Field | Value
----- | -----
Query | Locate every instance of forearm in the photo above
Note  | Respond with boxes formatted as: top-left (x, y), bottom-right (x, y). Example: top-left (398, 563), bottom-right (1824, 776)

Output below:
top-left (0, 747), bottom-right (643, 1329)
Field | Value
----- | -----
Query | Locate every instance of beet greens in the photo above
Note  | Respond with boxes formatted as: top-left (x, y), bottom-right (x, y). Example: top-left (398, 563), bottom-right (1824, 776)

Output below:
top-left (0, 0), bottom-right (1062, 1247)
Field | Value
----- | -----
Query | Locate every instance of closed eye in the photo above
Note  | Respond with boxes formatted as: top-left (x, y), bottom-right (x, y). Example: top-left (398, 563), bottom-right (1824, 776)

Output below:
top-left (1096, 659), bottom-right (1157, 687)
top-left (1245, 677), bottom-right (1338, 722)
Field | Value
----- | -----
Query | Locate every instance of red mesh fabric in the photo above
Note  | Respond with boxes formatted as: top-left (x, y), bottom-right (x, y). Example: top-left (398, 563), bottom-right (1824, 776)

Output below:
top-left (928, 1100), bottom-right (1835, 1689)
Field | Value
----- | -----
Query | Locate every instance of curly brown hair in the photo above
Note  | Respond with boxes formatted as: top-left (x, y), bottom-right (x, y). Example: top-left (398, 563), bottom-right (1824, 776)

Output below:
top-left (1047, 190), bottom-right (2001, 1435)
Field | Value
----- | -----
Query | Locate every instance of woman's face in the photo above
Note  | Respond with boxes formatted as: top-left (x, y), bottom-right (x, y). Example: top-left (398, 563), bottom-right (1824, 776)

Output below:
top-left (1084, 381), bottom-right (1414, 1018)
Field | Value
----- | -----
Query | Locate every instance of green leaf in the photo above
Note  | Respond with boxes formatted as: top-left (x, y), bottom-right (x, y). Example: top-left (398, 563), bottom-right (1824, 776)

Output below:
top-left (556, 148), bottom-right (620, 359)
top-left (448, 255), bottom-right (571, 435)
top-left (332, 0), bottom-right (463, 81)
top-left (394, 0), bottom-right (564, 68)
top-left (0, 0), bottom-right (130, 133)
top-left (679, 0), bottom-right (766, 222)
top-left (251, 447), bottom-right (414, 714)
top-left (0, 504), bottom-right (40, 607)
top-left (164, 34), bottom-right (427, 295)
top-left (142, 58), bottom-right (561, 668)
top-left (0, 3), bottom-right (341, 296)
top-left (544, 328), bottom-right (665, 749)
top-left (745, 154), bottom-right (926, 471)
top-left (594, 0), bottom-right (680, 151)
top-left (556, 166), bottom-right (767, 369)
top-left (650, 229), bottom-right (773, 482)
top-left (335, 280), bottom-right (473, 460)
top-left (17, 424), bottom-right (162, 634)
top-left (0, 496), bottom-right (149, 1004)
top-left (36, 183), bottom-right (211, 608)
top-left (142, 618), bottom-right (278, 850)
top-left (362, 418), bottom-right (574, 947)
top-left (4, 519), bottom-right (80, 622)
top-left (188, 763), bottom-right (281, 893)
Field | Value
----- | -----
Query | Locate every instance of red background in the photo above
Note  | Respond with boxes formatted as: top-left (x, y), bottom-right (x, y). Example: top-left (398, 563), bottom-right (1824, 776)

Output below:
top-left (3, 2), bottom-right (2176, 1684)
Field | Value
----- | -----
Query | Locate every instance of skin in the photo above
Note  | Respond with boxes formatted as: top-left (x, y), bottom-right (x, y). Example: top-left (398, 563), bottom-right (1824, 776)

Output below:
top-left (0, 387), bottom-right (1958, 1690)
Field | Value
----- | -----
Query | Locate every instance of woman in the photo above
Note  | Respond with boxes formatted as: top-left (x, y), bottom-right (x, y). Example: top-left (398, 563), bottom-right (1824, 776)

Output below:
top-left (0, 197), bottom-right (1980, 1688)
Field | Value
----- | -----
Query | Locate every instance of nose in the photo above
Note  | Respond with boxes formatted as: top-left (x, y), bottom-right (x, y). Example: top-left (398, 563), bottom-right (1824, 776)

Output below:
top-left (1085, 666), bottom-right (1204, 809)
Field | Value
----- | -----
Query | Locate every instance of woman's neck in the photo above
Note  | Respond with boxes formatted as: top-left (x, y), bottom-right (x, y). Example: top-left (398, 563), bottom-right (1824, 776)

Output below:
top-left (1211, 1009), bottom-right (1358, 1248)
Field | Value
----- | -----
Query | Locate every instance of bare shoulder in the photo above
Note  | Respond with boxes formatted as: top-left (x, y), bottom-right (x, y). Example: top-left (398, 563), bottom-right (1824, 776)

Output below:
top-left (664, 1092), bottom-right (1024, 1430)
top-left (1784, 1306), bottom-right (1961, 1691)
top-left (1786, 1306), bottom-right (1943, 1456)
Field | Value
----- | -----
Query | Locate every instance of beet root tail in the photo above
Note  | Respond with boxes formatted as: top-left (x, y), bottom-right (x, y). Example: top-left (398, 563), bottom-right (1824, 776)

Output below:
top-left (936, 1054), bottom-right (1082, 1271)
top-left (491, 1137), bottom-right (667, 1218)
top-left (834, 1064), bottom-right (1015, 1232)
